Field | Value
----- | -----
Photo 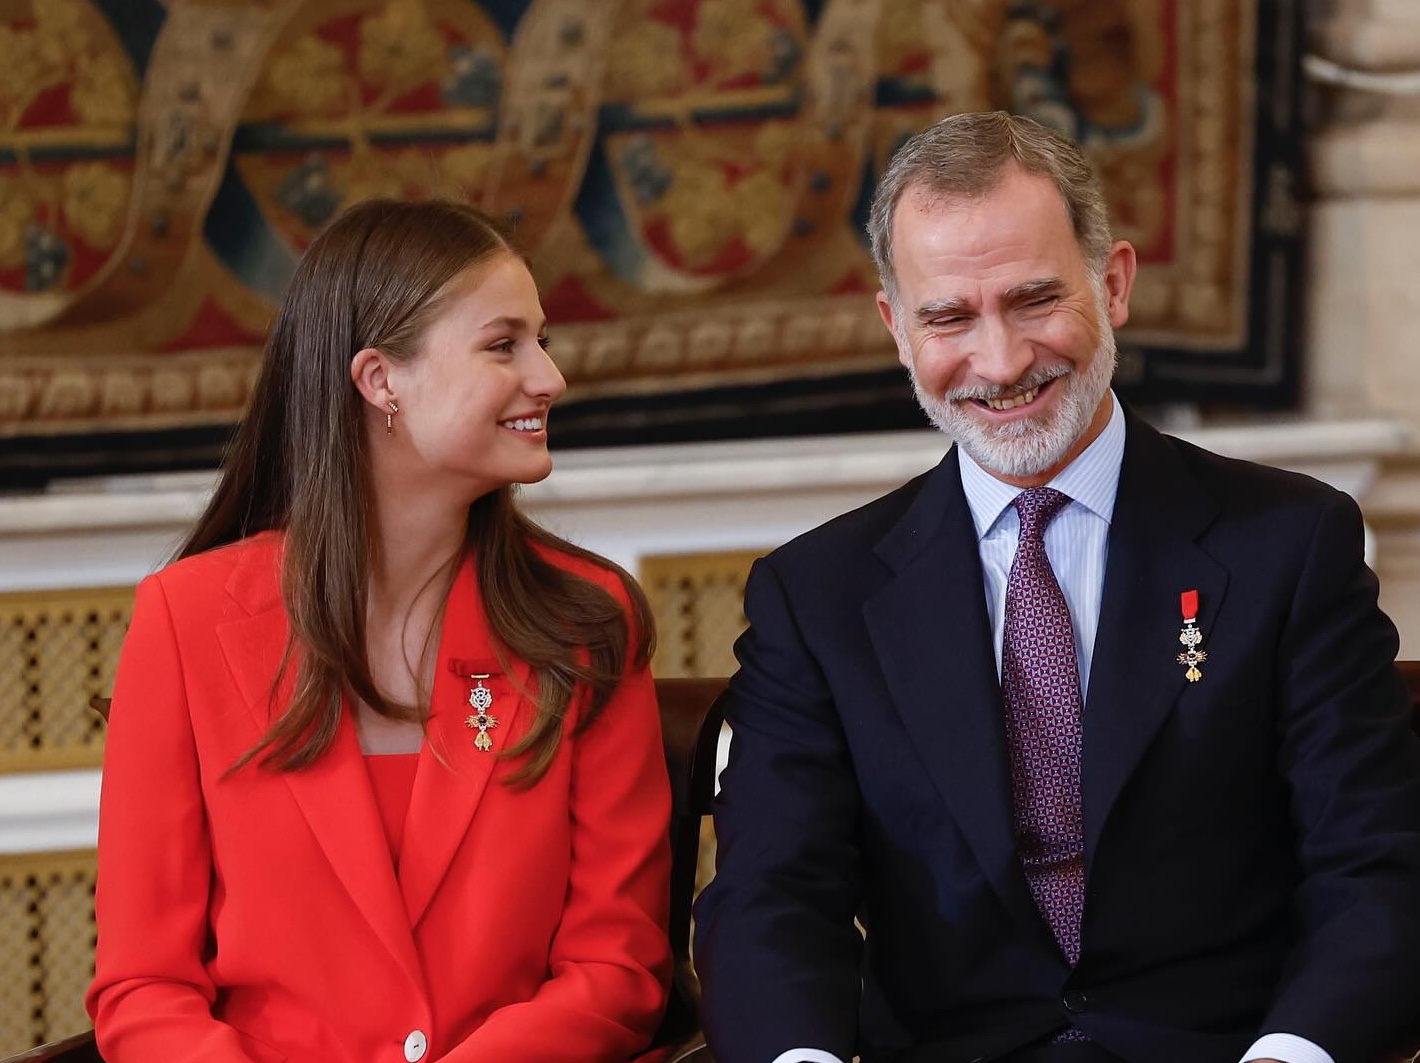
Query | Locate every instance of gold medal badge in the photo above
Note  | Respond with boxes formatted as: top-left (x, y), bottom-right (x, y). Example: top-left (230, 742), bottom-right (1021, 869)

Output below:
top-left (1177, 589), bottom-right (1206, 682)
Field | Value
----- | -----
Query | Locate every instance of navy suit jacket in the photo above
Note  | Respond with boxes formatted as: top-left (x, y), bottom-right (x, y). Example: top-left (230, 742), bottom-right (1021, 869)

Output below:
top-left (694, 414), bottom-right (1420, 1063)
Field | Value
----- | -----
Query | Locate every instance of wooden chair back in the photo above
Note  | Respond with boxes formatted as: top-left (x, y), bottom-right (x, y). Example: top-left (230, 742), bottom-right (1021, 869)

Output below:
top-left (1398, 661), bottom-right (1420, 728)
top-left (0, 1032), bottom-right (100, 1063)
top-left (648, 678), bottom-right (729, 1062)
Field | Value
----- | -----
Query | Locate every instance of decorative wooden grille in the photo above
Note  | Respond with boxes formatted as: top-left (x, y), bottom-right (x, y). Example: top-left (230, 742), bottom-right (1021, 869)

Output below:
top-left (0, 587), bottom-right (132, 774)
top-left (0, 850), bottom-right (97, 1055)
top-left (640, 548), bottom-right (764, 914)
top-left (640, 550), bottom-right (762, 679)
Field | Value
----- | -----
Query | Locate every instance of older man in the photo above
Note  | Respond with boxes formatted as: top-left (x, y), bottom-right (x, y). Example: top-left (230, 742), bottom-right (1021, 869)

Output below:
top-left (693, 111), bottom-right (1420, 1063)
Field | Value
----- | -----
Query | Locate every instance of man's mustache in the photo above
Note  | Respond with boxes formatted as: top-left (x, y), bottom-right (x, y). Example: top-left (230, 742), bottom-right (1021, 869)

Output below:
top-left (944, 364), bottom-right (1071, 403)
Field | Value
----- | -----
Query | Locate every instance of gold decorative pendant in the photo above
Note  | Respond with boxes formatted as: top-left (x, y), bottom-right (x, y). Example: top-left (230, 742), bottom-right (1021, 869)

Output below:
top-left (1176, 589), bottom-right (1206, 683)
top-left (463, 674), bottom-right (499, 752)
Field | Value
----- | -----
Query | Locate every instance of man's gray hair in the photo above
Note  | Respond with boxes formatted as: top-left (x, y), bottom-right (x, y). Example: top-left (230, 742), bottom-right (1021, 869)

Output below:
top-left (868, 111), bottom-right (1113, 308)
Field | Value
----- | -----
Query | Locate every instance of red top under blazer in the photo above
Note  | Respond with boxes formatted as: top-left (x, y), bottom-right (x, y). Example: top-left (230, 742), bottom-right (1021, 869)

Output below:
top-left (86, 531), bottom-right (672, 1063)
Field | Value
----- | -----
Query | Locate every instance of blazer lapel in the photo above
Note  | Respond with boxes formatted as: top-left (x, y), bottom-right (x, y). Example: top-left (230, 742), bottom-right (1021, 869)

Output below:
top-left (863, 451), bottom-right (1044, 932)
top-left (1081, 416), bottom-right (1227, 865)
top-left (213, 539), bottom-right (424, 992)
top-left (399, 553), bottom-right (527, 928)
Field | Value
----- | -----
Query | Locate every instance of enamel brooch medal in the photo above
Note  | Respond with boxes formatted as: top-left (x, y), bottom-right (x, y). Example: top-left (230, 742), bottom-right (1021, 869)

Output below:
top-left (463, 673), bottom-right (499, 751)
top-left (1176, 589), bottom-right (1206, 682)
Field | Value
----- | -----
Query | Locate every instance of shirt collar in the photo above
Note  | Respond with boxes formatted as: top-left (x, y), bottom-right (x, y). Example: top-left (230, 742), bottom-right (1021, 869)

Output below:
top-left (958, 390), bottom-right (1126, 541)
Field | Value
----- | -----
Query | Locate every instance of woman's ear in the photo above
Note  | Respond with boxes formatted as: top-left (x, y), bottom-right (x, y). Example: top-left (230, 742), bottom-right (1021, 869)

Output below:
top-left (350, 347), bottom-right (395, 409)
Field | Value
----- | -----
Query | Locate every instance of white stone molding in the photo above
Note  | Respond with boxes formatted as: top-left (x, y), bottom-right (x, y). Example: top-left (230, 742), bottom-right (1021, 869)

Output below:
top-left (0, 770), bottom-right (101, 853)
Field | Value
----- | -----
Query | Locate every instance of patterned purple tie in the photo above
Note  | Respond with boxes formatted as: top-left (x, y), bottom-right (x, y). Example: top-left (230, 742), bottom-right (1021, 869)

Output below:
top-left (1001, 487), bottom-right (1085, 968)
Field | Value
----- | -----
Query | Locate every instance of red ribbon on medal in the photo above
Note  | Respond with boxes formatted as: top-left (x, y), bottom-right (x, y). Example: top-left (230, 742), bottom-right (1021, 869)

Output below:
top-left (1180, 589), bottom-right (1199, 623)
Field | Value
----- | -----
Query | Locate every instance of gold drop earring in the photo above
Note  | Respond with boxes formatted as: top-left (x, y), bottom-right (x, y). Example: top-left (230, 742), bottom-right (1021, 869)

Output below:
top-left (385, 399), bottom-right (399, 436)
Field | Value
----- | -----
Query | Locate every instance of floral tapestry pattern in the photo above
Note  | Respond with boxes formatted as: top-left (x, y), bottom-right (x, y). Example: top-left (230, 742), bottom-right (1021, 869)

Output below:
top-left (0, 0), bottom-right (1303, 477)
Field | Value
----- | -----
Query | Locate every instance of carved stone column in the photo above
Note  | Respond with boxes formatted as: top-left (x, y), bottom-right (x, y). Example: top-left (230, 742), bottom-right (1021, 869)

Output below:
top-left (1305, 1), bottom-right (1420, 653)
top-left (1307, 0), bottom-right (1420, 420)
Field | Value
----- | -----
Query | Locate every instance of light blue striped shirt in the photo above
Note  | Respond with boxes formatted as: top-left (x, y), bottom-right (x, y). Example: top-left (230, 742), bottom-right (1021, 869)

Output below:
top-left (958, 392), bottom-right (1125, 696)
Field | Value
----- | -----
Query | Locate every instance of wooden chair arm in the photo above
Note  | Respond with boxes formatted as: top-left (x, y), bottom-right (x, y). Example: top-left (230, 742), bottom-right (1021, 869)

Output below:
top-left (0, 1029), bottom-right (101, 1062)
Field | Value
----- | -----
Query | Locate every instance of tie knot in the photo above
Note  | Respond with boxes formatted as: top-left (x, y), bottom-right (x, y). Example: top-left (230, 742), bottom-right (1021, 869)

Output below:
top-left (1012, 487), bottom-right (1071, 543)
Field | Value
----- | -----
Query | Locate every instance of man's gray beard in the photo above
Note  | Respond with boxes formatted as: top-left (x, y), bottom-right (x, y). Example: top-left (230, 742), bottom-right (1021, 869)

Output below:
top-left (906, 316), bottom-right (1117, 481)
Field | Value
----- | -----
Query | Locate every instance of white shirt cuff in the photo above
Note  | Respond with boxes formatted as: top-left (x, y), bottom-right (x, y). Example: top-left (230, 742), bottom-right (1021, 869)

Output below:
top-left (1242, 1033), bottom-right (1335, 1063)
top-left (768, 1031), bottom-right (1329, 1063)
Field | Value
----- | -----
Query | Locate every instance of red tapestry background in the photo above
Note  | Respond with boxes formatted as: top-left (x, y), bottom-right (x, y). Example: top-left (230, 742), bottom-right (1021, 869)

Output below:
top-left (0, 0), bottom-right (1304, 481)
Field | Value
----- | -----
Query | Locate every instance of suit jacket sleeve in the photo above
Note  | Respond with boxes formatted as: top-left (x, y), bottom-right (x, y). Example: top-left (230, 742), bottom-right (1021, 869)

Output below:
top-left (694, 556), bottom-right (864, 1063)
top-left (1261, 490), bottom-right (1420, 1061)
top-left (86, 574), bottom-right (267, 1063)
top-left (441, 607), bottom-right (673, 1063)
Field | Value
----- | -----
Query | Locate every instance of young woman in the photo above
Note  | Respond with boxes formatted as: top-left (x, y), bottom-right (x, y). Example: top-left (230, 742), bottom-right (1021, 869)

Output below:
top-left (86, 199), bottom-right (672, 1063)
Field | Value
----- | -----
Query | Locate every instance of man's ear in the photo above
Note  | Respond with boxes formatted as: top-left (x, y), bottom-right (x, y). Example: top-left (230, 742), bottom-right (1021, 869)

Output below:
top-left (1102, 240), bottom-right (1138, 330)
top-left (350, 347), bottom-right (395, 409)
top-left (876, 290), bottom-right (912, 369)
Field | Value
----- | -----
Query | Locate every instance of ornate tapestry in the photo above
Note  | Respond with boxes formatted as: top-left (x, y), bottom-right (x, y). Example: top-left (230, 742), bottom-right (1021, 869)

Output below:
top-left (0, 0), bottom-right (1303, 482)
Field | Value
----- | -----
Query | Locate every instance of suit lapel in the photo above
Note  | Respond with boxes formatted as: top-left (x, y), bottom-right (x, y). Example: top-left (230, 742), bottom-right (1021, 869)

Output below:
top-left (213, 537), bottom-right (424, 992)
top-left (1081, 416), bottom-right (1226, 865)
top-left (863, 451), bottom-right (1044, 933)
top-left (399, 553), bottom-right (527, 928)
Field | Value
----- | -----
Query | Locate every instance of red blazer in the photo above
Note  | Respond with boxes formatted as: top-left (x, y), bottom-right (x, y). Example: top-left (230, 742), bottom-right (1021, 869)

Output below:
top-left (87, 532), bottom-right (672, 1063)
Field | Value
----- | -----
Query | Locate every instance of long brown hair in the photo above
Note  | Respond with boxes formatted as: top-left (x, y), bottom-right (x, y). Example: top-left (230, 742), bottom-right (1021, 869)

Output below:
top-left (181, 198), bottom-right (653, 783)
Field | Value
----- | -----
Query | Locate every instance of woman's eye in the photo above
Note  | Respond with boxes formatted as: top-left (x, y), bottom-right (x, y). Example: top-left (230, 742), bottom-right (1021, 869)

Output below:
top-left (538, 335), bottom-right (551, 351)
top-left (489, 338), bottom-right (515, 353)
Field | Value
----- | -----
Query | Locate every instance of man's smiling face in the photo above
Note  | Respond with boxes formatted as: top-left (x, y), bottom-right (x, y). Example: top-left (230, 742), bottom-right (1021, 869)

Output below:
top-left (876, 164), bottom-right (1136, 487)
